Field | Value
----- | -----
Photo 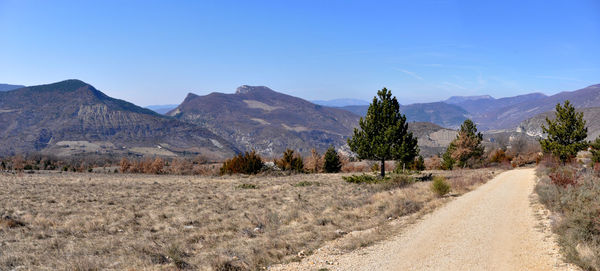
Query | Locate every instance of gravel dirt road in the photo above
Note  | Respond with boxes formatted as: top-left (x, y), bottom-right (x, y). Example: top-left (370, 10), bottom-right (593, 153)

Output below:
top-left (276, 168), bottom-right (577, 271)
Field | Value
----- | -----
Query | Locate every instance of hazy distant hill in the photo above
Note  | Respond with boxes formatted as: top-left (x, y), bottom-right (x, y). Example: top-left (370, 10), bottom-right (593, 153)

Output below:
top-left (311, 98), bottom-right (369, 107)
top-left (0, 80), bottom-right (237, 158)
top-left (444, 95), bottom-right (494, 104)
top-left (0, 84), bottom-right (25, 91)
top-left (146, 104), bottom-right (178, 114)
top-left (168, 85), bottom-right (361, 156)
top-left (447, 93), bottom-right (547, 118)
top-left (473, 84), bottom-right (600, 130)
top-left (339, 102), bottom-right (469, 129)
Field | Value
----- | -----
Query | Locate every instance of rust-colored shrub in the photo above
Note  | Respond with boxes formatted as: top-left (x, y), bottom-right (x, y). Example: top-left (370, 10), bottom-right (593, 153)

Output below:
top-left (489, 149), bottom-right (511, 164)
top-left (169, 158), bottom-right (193, 175)
top-left (12, 155), bottom-right (24, 172)
top-left (510, 153), bottom-right (539, 168)
top-left (119, 158), bottom-right (131, 173)
top-left (549, 167), bottom-right (578, 187)
top-left (304, 149), bottom-right (323, 173)
top-left (220, 151), bottom-right (264, 175)
top-left (147, 157), bottom-right (164, 174)
top-left (424, 156), bottom-right (441, 170)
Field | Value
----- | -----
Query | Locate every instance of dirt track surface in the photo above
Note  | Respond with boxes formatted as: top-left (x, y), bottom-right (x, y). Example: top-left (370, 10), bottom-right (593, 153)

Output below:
top-left (277, 168), bottom-right (576, 271)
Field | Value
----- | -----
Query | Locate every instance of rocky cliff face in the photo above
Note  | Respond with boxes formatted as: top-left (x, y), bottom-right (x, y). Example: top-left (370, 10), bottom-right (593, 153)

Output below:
top-left (0, 80), bottom-right (238, 159)
top-left (407, 122), bottom-right (457, 157)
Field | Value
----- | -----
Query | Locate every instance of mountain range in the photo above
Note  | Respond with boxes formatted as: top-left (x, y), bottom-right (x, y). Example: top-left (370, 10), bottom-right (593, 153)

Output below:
top-left (0, 80), bottom-right (237, 159)
top-left (1, 80), bottom-right (600, 159)
top-left (0, 84), bottom-right (25, 92)
top-left (336, 84), bottom-right (600, 132)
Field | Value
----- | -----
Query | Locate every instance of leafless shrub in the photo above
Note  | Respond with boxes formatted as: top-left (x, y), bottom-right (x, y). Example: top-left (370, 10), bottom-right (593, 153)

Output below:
top-left (304, 148), bottom-right (323, 173)
top-left (424, 156), bottom-right (441, 170)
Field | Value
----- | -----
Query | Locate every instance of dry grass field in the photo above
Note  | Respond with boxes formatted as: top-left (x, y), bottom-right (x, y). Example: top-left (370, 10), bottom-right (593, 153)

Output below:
top-left (0, 169), bottom-right (498, 270)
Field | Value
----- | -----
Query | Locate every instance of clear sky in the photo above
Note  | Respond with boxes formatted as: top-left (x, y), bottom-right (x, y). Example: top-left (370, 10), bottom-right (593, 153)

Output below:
top-left (1, 0), bottom-right (599, 106)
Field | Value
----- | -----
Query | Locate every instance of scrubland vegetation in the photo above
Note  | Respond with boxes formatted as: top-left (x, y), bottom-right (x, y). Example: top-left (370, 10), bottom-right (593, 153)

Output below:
top-left (535, 157), bottom-right (600, 270)
top-left (0, 169), bottom-right (497, 270)
top-left (2, 92), bottom-right (588, 271)
top-left (534, 101), bottom-right (600, 270)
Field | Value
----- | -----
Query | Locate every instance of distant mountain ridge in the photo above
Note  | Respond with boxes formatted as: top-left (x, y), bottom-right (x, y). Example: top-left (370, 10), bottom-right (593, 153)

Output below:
top-left (311, 98), bottom-right (369, 107)
top-left (0, 80), bottom-right (237, 158)
top-left (471, 84), bottom-right (600, 130)
top-left (334, 84), bottom-right (600, 132)
top-left (337, 102), bottom-right (469, 129)
top-left (0, 84), bottom-right (25, 91)
top-left (146, 104), bottom-right (178, 114)
top-left (168, 85), bottom-right (360, 156)
top-left (444, 95), bottom-right (494, 104)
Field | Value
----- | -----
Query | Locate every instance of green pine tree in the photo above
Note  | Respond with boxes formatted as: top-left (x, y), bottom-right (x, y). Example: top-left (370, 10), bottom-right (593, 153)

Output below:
top-left (540, 100), bottom-right (587, 163)
top-left (323, 146), bottom-right (342, 173)
top-left (347, 88), bottom-right (419, 177)
top-left (441, 143), bottom-right (456, 170)
top-left (591, 137), bottom-right (600, 164)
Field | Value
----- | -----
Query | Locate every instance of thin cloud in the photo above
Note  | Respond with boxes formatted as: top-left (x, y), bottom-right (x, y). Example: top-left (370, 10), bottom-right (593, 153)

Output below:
top-left (396, 68), bottom-right (424, 80)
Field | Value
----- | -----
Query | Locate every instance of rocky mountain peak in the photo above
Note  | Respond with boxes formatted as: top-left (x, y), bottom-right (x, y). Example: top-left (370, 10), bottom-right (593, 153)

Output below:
top-left (235, 85), bottom-right (273, 95)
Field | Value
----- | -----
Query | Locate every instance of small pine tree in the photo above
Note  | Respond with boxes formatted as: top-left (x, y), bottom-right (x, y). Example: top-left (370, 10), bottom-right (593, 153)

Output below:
top-left (442, 143), bottom-right (456, 170)
top-left (540, 101), bottom-right (588, 163)
top-left (410, 155), bottom-right (425, 171)
top-left (347, 88), bottom-right (419, 177)
top-left (276, 149), bottom-right (304, 172)
top-left (323, 146), bottom-right (342, 173)
top-left (443, 119), bottom-right (484, 169)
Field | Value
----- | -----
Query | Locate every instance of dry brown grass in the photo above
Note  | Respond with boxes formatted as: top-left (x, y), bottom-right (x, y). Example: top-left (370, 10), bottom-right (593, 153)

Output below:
top-left (0, 169), bottom-right (498, 270)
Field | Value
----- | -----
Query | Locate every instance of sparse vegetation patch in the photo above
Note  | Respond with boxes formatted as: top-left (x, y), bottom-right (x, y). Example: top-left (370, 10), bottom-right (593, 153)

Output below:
top-left (431, 176), bottom-right (451, 197)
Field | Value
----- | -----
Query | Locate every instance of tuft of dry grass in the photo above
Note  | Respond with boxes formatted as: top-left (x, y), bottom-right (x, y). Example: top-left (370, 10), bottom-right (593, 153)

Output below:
top-left (0, 169), bottom-right (498, 270)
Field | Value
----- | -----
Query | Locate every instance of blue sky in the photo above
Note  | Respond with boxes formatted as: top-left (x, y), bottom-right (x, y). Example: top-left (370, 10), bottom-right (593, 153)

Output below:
top-left (0, 0), bottom-right (599, 106)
